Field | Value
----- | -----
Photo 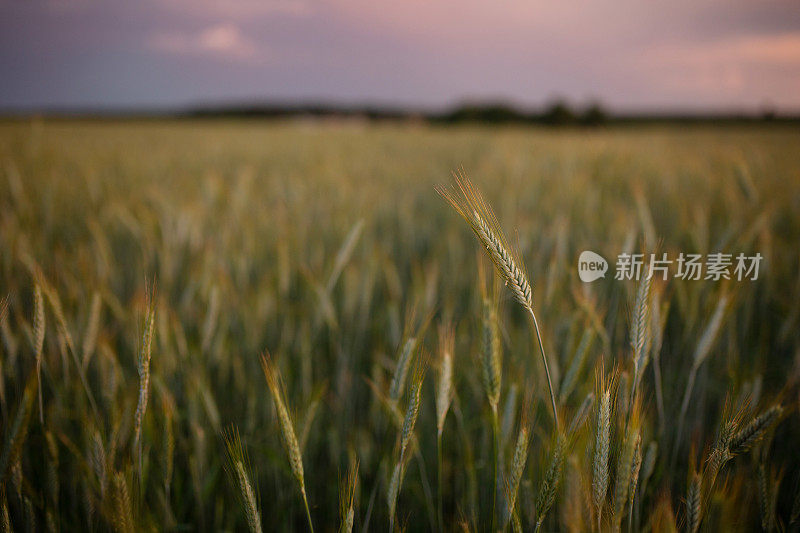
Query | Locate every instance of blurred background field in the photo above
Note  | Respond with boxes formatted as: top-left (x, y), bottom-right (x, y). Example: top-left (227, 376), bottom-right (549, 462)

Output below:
top-left (1, 119), bottom-right (800, 531)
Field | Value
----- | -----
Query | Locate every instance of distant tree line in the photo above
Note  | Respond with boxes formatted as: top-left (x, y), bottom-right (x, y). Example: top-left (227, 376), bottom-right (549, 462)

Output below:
top-left (433, 100), bottom-right (609, 126)
top-left (12, 100), bottom-right (798, 126)
top-left (182, 100), bottom-right (797, 126)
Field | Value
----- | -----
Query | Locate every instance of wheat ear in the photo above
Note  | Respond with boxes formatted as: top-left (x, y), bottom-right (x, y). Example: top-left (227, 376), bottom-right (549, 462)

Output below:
top-left (436, 324), bottom-right (454, 533)
top-left (629, 269), bottom-right (652, 407)
top-left (389, 337), bottom-right (417, 402)
top-left (728, 404), bottom-right (782, 455)
top-left (113, 471), bottom-right (134, 533)
top-left (480, 295), bottom-right (502, 532)
top-left (535, 433), bottom-right (566, 532)
top-left (626, 434), bottom-right (642, 532)
top-left (612, 423), bottom-right (639, 531)
top-left (41, 277), bottom-right (99, 416)
top-left (592, 386), bottom-right (612, 530)
top-left (261, 352), bottom-right (313, 532)
top-left (339, 459), bottom-right (358, 533)
top-left (33, 283), bottom-right (45, 424)
top-left (504, 405), bottom-right (530, 529)
top-left (687, 471), bottom-right (702, 533)
top-left (223, 426), bottom-right (262, 533)
top-left (134, 282), bottom-right (156, 486)
top-left (436, 325), bottom-right (454, 438)
top-left (481, 298), bottom-right (502, 411)
top-left (389, 356), bottom-right (426, 532)
top-left (400, 357), bottom-right (425, 464)
top-left (438, 172), bottom-right (559, 431)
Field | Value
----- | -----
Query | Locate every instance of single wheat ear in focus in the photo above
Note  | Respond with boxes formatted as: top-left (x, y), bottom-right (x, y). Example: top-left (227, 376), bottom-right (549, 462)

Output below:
top-left (437, 173), bottom-right (532, 309)
top-left (437, 171), bottom-right (559, 431)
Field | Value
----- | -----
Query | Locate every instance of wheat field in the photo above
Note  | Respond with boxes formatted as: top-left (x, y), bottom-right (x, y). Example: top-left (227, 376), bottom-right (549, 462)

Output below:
top-left (1, 119), bottom-right (799, 531)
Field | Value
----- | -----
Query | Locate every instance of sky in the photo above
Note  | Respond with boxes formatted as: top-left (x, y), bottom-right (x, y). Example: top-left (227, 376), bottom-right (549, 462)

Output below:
top-left (1, 0), bottom-right (799, 112)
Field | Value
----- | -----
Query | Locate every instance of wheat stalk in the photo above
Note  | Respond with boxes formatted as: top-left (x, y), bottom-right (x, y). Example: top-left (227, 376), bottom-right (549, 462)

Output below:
top-left (535, 433), bottom-right (566, 532)
top-left (757, 464), bottom-right (772, 532)
top-left (627, 434), bottom-right (642, 532)
top-left (674, 293), bottom-right (729, 462)
top-left (436, 325), bottom-right (454, 438)
top-left (33, 283), bottom-right (45, 424)
top-left (504, 406), bottom-right (530, 529)
top-left (390, 356), bottom-right (426, 532)
top-left (40, 277), bottom-right (99, 416)
top-left (235, 462), bottom-right (261, 532)
top-left (480, 295), bottom-right (502, 531)
top-left (690, 403), bottom-right (783, 531)
top-left (82, 291), bottom-right (102, 369)
top-left (650, 287), bottom-right (668, 435)
top-left (387, 462), bottom-right (402, 531)
top-left (592, 385), bottom-right (612, 531)
top-left (568, 391), bottom-right (594, 436)
top-left (223, 426), bottom-right (262, 533)
top-left (339, 459), bottom-right (358, 533)
top-left (612, 423), bottom-right (639, 531)
top-left (629, 268), bottom-right (652, 405)
top-left (560, 328), bottom-right (594, 404)
top-left (438, 172), bottom-right (559, 431)
top-left (261, 352), bottom-right (313, 532)
top-left (703, 415), bottom-right (738, 506)
top-left (134, 282), bottom-right (156, 486)
top-left (687, 471), bottom-right (702, 533)
top-left (42, 281), bottom-right (75, 355)
top-left (0, 369), bottom-right (38, 485)
top-left (400, 358), bottom-right (425, 463)
top-left (481, 298), bottom-right (502, 411)
top-left (113, 471), bottom-right (134, 533)
top-left (728, 404), bottom-right (782, 455)
top-left (639, 441), bottom-right (658, 520)
top-left (436, 324), bottom-right (454, 533)
top-left (161, 391), bottom-right (175, 499)
top-left (389, 337), bottom-right (417, 402)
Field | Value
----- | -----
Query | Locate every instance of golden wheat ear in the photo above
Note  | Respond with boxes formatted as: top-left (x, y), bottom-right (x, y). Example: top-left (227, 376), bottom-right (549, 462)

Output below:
top-left (437, 172), bottom-right (533, 311)
top-left (440, 170), bottom-right (563, 437)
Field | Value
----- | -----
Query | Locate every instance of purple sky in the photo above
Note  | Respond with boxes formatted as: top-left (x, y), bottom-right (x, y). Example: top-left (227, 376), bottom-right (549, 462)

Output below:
top-left (2, 0), bottom-right (799, 112)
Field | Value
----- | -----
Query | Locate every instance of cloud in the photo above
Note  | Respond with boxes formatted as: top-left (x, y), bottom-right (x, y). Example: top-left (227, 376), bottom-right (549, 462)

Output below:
top-left (154, 0), bottom-right (312, 19)
top-left (149, 24), bottom-right (265, 63)
top-left (645, 33), bottom-right (800, 68)
top-left (631, 33), bottom-right (800, 101)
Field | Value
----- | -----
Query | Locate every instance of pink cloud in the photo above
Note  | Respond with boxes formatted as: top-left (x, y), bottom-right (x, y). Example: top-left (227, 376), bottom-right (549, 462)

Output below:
top-left (646, 33), bottom-right (800, 68)
top-left (154, 0), bottom-right (312, 19)
top-left (632, 33), bottom-right (800, 102)
top-left (149, 24), bottom-right (266, 63)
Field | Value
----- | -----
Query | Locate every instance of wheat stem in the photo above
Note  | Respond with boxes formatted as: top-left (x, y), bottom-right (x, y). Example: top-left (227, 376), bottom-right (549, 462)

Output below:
top-left (437, 435), bottom-right (444, 533)
top-left (491, 405), bottom-right (499, 533)
top-left (529, 308), bottom-right (559, 432)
